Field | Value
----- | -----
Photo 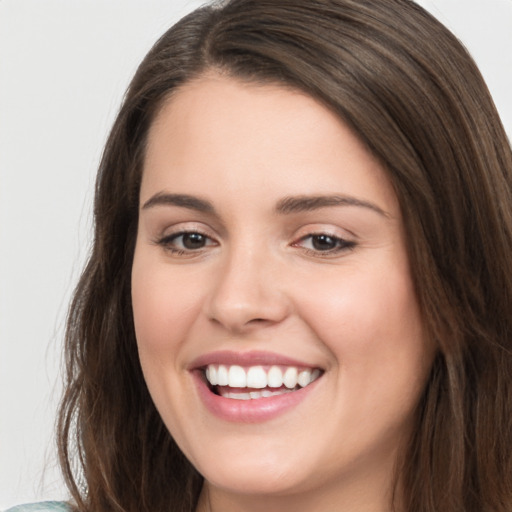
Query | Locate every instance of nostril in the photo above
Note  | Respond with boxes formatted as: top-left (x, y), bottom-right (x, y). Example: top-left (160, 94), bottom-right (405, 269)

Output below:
top-left (246, 318), bottom-right (274, 328)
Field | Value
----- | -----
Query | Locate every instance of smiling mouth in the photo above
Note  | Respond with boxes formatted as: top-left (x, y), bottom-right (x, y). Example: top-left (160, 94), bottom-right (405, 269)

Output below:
top-left (203, 364), bottom-right (322, 400)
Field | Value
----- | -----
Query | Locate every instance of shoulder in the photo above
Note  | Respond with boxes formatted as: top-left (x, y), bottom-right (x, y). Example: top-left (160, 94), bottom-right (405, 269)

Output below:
top-left (4, 502), bottom-right (71, 512)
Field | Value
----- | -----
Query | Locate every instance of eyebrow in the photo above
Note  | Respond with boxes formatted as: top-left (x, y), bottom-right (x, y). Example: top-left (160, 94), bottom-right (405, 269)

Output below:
top-left (275, 194), bottom-right (389, 217)
top-left (141, 192), bottom-right (389, 218)
top-left (142, 193), bottom-right (215, 213)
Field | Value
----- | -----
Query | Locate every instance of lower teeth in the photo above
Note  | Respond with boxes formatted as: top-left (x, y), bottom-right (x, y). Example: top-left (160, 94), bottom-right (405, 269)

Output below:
top-left (216, 386), bottom-right (300, 400)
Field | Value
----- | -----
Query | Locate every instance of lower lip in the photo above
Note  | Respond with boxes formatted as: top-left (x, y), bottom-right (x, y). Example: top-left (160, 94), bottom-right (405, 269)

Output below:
top-left (192, 371), bottom-right (320, 423)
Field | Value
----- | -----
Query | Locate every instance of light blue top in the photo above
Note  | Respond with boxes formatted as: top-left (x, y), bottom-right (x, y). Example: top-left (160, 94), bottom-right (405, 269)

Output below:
top-left (4, 502), bottom-right (70, 512)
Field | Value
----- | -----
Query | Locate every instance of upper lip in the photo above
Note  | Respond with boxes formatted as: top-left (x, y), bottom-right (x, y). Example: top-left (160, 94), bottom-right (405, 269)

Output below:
top-left (189, 350), bottom-right (322, 370)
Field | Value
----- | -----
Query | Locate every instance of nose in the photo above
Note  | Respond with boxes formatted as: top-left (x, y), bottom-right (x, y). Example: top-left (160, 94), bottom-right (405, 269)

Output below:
top-left (205, 244), bottom-right (291, 334)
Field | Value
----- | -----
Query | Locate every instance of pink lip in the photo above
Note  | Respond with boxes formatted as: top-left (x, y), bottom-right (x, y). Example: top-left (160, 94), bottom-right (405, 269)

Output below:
top-left (189, 350), bottom-right (323, 423)
top-left (192, 371), bottom-right (320, 423)
top-left (189, 350), bottom-right (318, 369)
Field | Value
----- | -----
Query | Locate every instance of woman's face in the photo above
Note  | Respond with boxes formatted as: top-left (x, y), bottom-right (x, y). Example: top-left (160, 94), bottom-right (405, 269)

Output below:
top-left (132, 74), bottom-right (433, 508)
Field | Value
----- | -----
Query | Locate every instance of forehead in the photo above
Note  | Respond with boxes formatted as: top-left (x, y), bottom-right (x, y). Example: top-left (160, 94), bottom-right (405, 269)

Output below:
top-left (141, 74), bottom-right (398, 217)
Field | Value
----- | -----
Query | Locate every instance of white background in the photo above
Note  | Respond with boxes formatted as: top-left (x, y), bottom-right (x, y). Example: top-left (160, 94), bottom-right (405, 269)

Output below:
top-left (1, 0), bottom-right (511, 508)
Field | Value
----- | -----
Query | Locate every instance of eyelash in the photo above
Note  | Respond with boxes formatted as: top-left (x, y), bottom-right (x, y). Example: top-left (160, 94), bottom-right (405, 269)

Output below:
top-left (156, 230), bottom-right (217, 256)
top-left (155, 231), bottom-right (356, 257)
top-left (292, 233), bottom-right (356, 256)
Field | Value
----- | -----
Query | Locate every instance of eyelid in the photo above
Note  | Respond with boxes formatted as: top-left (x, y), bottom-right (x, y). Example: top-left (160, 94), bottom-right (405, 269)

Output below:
top-left (159, 231), bottom-right (217, 245)
top-left (290, 226), bottom-right (357, 256)
top-left (294, 233), bottom-right (355, 249)
top-left (153, 222), bottom-right (219, 255)
top-left (155, 221), bottom-right (216, 240)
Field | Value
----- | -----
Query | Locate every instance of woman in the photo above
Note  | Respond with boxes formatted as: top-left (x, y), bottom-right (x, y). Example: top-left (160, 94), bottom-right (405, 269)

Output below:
top-left (9, 0), bottom-right (512, 510)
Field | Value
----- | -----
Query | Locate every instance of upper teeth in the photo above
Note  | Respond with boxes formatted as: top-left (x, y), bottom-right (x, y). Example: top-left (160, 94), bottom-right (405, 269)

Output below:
top-left (205, 364), bottom-right (321, 389)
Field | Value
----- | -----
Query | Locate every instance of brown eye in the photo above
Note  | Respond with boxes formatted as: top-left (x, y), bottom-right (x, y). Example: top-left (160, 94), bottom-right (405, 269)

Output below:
top-left (293, 232), bottom-right (356, 256)
top-left (157, 230), bottom-right (217, 254)
top-left (311, 234), bottom-right (337, 251)
top-left (181, 232), bottom-right (207, 249)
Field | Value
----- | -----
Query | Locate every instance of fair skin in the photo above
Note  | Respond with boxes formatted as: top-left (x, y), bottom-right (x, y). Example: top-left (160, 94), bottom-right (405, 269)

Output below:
top-left (131, 73), bottom-right (433, 512)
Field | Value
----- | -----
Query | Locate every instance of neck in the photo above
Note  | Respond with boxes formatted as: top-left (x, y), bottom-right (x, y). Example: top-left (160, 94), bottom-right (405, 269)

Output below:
top-left (195, 466), bottom-right (401, 512)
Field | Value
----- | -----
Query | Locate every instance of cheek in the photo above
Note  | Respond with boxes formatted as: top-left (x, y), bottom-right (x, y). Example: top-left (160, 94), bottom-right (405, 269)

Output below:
top-left (130, 249), bottom-right (205, 436)
top-left (296, 261), bottom-right (430, 446)
top-left (295, 257), bottom-right (427, 379)
top-left (131, 248), bottom-right (205, 359)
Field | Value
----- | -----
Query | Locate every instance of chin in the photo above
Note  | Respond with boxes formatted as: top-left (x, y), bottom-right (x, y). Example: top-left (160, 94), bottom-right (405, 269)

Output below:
top-left (199, 458), bottom-right (310, 496)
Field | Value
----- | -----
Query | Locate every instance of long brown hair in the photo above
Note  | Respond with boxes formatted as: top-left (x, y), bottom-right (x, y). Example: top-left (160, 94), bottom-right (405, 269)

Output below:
top-left (58, 1), bottom-right (512, 510)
